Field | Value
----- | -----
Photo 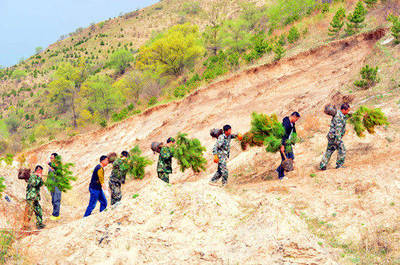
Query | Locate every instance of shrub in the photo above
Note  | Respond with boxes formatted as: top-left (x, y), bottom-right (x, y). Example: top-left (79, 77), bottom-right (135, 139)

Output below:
top-left (354, 65), bottom-right (379, 89)
top-left (287, 26), bottom-right (300, 44)
top-left (0, 230), bottom-right (14, 263)
top-left (99, 119), bottom-right (107, 128)
top-left (349, 106), bottom-right (389, 137)
top-left (45, 155), bottom-right (76, 192)
top-left (363, 0), bottom-right (377, 8)
top-left (171, 133), bottom-right (207, 173)
top-left (11, 69), bottom-right (27, 81)
top-left (182, 1), bottom-right (201, 15)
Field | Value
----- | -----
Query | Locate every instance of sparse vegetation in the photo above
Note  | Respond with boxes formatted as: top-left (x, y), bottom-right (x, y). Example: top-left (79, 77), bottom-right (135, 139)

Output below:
top-left (354, 65), bottom-right (379, 89)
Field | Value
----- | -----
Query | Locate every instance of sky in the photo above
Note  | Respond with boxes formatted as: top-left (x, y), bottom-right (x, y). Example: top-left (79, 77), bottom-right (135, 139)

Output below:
top-left (0, 0), bottom-right (159, 67)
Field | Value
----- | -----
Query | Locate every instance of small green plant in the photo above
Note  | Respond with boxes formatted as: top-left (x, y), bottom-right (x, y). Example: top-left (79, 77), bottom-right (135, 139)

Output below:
top-left (4, 154), bottom-right (13, 165)
top-left (388, 15), bottom-right (400, 44)
top-left (148, 96), bottom-right (158, 106)
top-left (328, 7), bottom-right (346, 37)
top-left (345, 1), bottom-right (366, 36)
top-left (99, 119), bottom-right (107, 128)
top-left (310, 173), bottom-right (316, 178)
top-left (273, 42), bottom-right (285, 61)
top-left (287, 26), bottom-right (300, 44)
top-left (354, 65), bottom-right (379, 89)
top-left (132, 194), bottom-right (139, 199)
top-left (0, 230), bottom-right (15, 263)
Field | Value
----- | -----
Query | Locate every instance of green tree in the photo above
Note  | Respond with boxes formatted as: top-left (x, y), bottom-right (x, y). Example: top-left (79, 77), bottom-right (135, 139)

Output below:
top-left (389, 15), bottom-right (400, 44)
top-left (107, 49), bottom-right (134, 75)
top-left (349, 106), bottom-right (389, 137)
top-left (112, 71), bottom-right (143, 104)
top-left (287, 26), bottom-right (300, 44)
top-left (345, 1), bottom-right (366, 36)
top-left (80, 75), bottom-right (122, 119)
top-left (47, 60), bottom-right (90, 127)
top-left (328, 7), bottom-right (346, 37)
top-left (221, 19), bottom-right (251, 53)
top-left (137, 23), bottom-right (204, 76)
top-left (203, 0), bottom-right (228, 55)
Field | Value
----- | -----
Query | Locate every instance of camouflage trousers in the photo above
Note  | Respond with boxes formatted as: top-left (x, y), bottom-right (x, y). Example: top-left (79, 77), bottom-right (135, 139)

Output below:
top-left (320, 140), bottom-right (346, 169)
top-left (157, 172), bottom-right (170, 183)
top-left (109, 180), bottom-right (122, 205)
top-left (23, 199), bottom-right (43, 228)
top-left (211, 158), bottom-right (228, 184)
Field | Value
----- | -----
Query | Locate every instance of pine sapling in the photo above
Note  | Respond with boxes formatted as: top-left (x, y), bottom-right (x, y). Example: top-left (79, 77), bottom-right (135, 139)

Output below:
top-left (354, 64), bottom-right (379, 89)
top-left (171, 133), bottom-right (207, 173)
top-left (273, 42), bottom-right (285, 61)
top-left (345, 1), bottom-right (367, 36)
top-left (287, 26), bottom-right (300, 44)
top-left (328, 7), bottom-right (346, 37)
top-left (126, 145), bottom-right (152, 179)
top-left (45, 155), bottom-right (76, 193)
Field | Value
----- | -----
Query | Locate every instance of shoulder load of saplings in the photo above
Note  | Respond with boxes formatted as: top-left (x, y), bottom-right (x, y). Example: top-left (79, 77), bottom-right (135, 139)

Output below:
top-left (151, 133), bottom-right (207, 173)
top-left (238, 112), bottom-right (299, 172)
top-left (123, 145), bottom-right (152, 180)
top-left (324, 103), bottom-right (389, 137)
top-left (239, 112), bottom-right (299, 153)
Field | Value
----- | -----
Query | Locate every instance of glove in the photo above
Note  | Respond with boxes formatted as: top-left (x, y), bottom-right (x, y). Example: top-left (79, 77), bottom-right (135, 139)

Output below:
top-left (213, 154), bottom-right (219, 163)
top-left (237, 133), bottom-right (243, 141)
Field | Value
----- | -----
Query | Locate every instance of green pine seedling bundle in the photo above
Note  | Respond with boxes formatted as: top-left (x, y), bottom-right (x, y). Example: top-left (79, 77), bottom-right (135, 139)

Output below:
top-left (171, 133), bottom-right (207, 173)
top-left (45, 155), bottom-right (76, 193)
top-left (349, 106), bottom-right (389, 137)
top-left (127, 145), bottom-right (153, 179)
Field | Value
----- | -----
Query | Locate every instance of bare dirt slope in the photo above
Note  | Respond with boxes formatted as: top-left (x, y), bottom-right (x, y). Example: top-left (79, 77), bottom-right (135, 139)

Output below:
top-left (3, 30), bottom-right (399, 264)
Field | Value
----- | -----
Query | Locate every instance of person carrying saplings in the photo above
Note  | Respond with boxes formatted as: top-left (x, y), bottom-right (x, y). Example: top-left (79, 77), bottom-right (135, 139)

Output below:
top-left (320, 103), bottom-right (350, 170)
top-left (48, 153), bottom-right (62, 221)
top-left (276, 112), bottom-right (300, 180)
top-left (23, 165), bottom-right (46, 230)
top-left (109, 151), bottom-right (129, 205)
top-left (210, 125), bottom-right (242, 186)
top-left (157, 137), bottom-right (175, 183)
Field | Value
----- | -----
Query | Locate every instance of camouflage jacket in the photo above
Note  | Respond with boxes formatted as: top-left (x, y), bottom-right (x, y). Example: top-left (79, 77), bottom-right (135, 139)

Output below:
top-left (26, 174), bottom-right (44, 201)
top-left (157, 146), bottom-right (173, 173)
top-left (110, 158), bottom-right (129, 183)
top-left (327, 110), bottom-right (347, 142)
top-left (212, 134), bottom-right (237, 159)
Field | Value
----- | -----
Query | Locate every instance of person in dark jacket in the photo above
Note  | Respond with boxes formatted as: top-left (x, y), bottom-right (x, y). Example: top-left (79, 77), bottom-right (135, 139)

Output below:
top-left (83, 155), bottom-right (109, 217)
top-left (276, 112), bottom-right (300, 180)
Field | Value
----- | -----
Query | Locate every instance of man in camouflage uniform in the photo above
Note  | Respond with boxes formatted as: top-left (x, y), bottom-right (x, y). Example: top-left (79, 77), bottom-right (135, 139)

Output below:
top-left (320, 103), bottom-right (351, 170)
top-left (23, 165), bottom-right (46, 230)
top-left (210, 124), bottom-right (242, 186)
top-left (109, 151), bottom-right (129, 205)
top-left (157, 137), bottom-right (175, 183)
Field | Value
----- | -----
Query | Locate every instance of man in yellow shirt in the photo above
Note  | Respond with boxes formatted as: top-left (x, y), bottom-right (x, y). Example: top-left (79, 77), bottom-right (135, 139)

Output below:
top-left (83, 155), bottom-right (109, 217)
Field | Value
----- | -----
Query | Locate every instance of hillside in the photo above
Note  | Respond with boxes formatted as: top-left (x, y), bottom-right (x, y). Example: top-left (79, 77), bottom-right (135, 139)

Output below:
top-left (0, 0), bottom-right (400, 264)
top-left (0, 0), bottom-right (398, 156)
